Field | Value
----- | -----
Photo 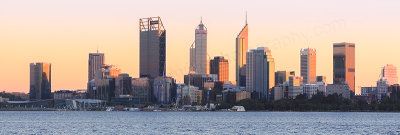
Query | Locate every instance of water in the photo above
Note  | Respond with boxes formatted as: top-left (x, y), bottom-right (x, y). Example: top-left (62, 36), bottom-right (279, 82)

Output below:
top-left (0, 111), bottom-right (399, 134)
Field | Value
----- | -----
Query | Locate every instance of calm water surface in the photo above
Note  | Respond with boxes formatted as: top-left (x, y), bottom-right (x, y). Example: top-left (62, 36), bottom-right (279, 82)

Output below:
top-left (0, 111), bottom-right (399, 134)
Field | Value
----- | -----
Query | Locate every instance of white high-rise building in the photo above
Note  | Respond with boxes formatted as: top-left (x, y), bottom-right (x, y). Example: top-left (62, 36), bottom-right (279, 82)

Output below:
top-left (190, 19), bottom-right (208, 74)
top-left (246, 47), bottom-right (275, 99)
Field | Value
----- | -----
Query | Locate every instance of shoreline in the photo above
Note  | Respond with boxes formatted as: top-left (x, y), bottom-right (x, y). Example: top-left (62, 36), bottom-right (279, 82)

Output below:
top-left (1, 108), bottom-right (400, 112)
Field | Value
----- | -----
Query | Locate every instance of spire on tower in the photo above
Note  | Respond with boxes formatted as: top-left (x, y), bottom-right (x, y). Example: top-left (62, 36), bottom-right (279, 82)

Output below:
top-left (200, 16), bottom-right (203, 24)
top-left (245, 11), bottom-right (247, 24)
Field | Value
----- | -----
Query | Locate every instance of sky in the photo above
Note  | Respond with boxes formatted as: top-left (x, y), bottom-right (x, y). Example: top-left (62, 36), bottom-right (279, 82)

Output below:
top-left (1, 0), bottom-right (400, 94)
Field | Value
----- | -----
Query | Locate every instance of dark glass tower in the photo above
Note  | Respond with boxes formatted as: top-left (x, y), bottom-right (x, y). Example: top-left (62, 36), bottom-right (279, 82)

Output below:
top-left (139, 17), bottom-right (166, 78)
top-left (29, 62), bottom-right (51, 100)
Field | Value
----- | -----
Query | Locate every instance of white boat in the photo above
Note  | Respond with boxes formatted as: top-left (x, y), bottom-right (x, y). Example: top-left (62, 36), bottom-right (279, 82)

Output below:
top-left (153, 109), bottom-right (162, 112)
top-left (128, 108), bottom-right (140, 112)
top-left (106, 107), bottom-right (113, 111)
top-left (231, 106), bottom-right (246, 112)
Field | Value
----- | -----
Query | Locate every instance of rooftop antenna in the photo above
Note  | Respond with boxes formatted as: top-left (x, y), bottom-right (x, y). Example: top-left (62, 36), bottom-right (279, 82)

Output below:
top-left (245, 11), bottom-right (248, 24)
top-left (97, 45), bottom-right (99, 53)
top-left (200, 16), bottom-right (203, 24)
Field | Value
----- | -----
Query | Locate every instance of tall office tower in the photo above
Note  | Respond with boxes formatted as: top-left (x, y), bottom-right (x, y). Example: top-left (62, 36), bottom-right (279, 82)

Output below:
top-left (189, 19), bottom-right (208, 74)
top-left (139, 17), bottom-right (166, 78)
top-left (300, 48), bottom-right (316, 84)
top-left (236, 16), bottom-right (248, 87)
top-left (333, 42), bottom-right (355, 92)
top-left (88, 52), bottom-right (104, 82)
top-left (246, 47), bottom-right (275, 99)
top-left (29, 62), bottom-right (51, 100)
top-left (210, 56), bottom-right (229, 82)
top-left (382, 64), bottom-right (398, 85)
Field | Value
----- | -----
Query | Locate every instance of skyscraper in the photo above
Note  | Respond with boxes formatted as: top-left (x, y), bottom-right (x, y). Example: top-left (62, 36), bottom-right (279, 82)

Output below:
top-left (300, 48), bottom-right (316, 84)
top-left (139, 17), bottom-right (166, 78)
top-left (333, 42), bottom-right (355, 92)
top-left (29, 62), bottom-right (51, 100)
top-left (190, 19), bottom-right (208, 74)
top-left (236, 15), bottom-right (248, 87)
top-left (382, 64), bottom-right (398, 85)
top-left (210, 56), bottom-right (229, 82)
top-left (88, 52), bottom-right (104, 82)
top-left (246, 47), bottom-right (275, 99)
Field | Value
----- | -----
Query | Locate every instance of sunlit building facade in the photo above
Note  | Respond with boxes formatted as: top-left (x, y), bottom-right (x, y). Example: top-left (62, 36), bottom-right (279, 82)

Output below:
top-left (29, 62), bottom-right (51, 100)
top-left (236, 19), bottom-right (248, 87)
top-left (210, 56), bottom-right (229, 83)
top-left (333, 42), bottom-right (355, 92)
top-left (382, 64), bottom-right (398, 85)
top-left (95, 65), bottom-right (121, 79)
top-left (190, 19), bottom-right (208, 74)
top-left (246, 47), bottom-right (275, 99)
top-left (139, 17), bottom-right (166, 78)
top-left (300, 48), bottom-right (316, 84)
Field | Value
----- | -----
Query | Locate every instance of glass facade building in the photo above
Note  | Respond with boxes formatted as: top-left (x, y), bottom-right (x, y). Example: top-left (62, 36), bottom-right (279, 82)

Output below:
top-left (236, 21), bottom-right (248, 87)
top-left (333, 42), bottom-right (355, 92)
top-left (246, 47), bottom-right (275, 99)
top-left (29, 62), bottom-right (51, 100)
top-left (210, 56), bottom-right (229, 83)
top-left (139, 17), bottom-right (166, 78)
top-left (300, 48), bottom-right (316, 84)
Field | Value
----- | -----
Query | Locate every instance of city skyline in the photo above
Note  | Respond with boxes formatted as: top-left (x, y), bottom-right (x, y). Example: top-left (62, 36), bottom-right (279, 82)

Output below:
top-left (1, 1), bottom-right (400, 94)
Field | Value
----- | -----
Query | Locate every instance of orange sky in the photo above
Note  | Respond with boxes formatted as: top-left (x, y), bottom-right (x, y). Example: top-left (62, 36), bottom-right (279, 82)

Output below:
top-left (1, 0), bottom-right (400, 94)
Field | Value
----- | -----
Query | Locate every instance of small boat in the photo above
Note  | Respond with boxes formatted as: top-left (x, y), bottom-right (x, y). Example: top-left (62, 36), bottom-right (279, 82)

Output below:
top-left (128, 108), bottom-right (140, 112)
top-left (106, 107), bottom-right (113, 111)
top-left (231, 106), bottom-right (246, 112)
top-left (153, 109), bottom-right (162, 112)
